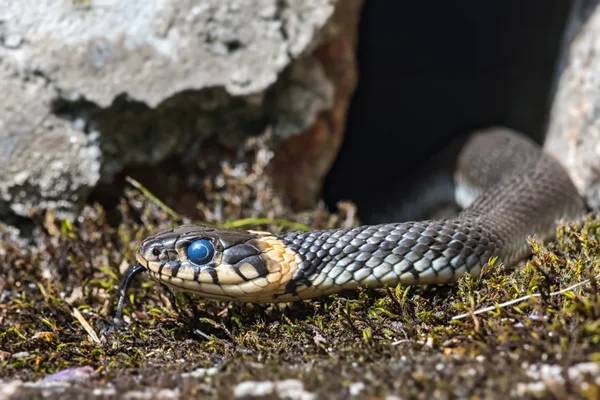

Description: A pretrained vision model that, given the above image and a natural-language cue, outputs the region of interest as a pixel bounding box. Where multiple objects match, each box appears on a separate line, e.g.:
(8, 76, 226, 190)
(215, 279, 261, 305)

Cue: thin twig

(452, 274, 600, 320)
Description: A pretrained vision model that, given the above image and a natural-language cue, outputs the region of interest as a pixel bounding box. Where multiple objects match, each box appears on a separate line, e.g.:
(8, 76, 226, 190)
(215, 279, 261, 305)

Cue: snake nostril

(152, 248, 161, 257)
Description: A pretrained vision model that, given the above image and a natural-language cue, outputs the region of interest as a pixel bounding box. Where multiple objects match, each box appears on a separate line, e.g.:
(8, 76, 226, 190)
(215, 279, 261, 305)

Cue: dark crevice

(324, 0, 578, 224)
(274, 0, 291, 58)
(225, 39, 243, 53)
(51, 88, 270, 218)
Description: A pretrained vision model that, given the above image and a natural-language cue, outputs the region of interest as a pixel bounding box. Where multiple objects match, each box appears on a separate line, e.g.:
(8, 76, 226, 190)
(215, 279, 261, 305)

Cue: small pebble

(181, 367, 219, 378)
(348, 382, 365, 396)
(39, 366, 95, 384)
(233, 379, 315, 400)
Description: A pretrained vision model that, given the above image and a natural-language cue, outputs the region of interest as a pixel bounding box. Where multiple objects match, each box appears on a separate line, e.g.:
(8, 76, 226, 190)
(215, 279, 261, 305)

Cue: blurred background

(1, 0, 598, 227)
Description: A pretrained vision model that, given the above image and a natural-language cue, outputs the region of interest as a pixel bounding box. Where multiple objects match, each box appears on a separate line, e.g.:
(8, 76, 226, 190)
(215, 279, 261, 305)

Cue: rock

(0, 0, 362, 219)
(546, 1, 600, 211)
(233, 379, 315, 399)
(270, 0, 362, 209)
(38, 366, 95, 384)
(0, 379, 22, 399)
(0, 61, 101, 219)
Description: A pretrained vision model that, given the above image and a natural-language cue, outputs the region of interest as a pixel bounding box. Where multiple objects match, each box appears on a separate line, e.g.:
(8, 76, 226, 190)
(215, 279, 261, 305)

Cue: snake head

(133, 224, 287, 301)
(136, 225, 225, 274)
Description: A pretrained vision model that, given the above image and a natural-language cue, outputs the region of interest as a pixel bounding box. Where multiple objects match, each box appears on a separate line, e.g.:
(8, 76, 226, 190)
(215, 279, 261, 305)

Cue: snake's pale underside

(116, 127, 585, 315)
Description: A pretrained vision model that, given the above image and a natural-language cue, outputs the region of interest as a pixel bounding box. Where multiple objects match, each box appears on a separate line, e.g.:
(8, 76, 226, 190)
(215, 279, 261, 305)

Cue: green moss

(1, 179, 600, 398)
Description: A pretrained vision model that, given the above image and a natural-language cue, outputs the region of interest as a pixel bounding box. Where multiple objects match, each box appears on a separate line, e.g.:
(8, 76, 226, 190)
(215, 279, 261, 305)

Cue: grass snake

(115, 128, 585, 317)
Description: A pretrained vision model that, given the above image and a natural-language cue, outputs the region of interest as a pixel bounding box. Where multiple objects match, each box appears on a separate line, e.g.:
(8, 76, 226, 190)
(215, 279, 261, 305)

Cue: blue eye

(187, 239, 215, 265)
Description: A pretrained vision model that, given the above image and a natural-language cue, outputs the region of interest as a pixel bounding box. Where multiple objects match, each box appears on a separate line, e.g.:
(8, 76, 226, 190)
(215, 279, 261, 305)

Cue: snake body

(117, 128, 585, 310)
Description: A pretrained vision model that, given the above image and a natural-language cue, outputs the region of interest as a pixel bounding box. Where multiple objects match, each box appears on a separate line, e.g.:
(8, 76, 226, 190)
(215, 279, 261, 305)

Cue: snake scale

(115, 128, 585, 316)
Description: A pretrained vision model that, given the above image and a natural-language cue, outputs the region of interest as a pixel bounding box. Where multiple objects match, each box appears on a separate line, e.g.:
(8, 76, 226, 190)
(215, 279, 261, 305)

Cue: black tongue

(114, 263, 147, 321)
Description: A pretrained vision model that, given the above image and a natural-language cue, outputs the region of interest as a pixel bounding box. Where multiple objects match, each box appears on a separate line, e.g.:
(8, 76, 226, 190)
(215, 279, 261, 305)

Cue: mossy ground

(1, 139, 600, 399)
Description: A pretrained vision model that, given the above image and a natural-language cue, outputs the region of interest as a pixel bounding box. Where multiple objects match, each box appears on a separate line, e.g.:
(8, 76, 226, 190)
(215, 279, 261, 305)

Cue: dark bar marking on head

(208, 268, 219, 285)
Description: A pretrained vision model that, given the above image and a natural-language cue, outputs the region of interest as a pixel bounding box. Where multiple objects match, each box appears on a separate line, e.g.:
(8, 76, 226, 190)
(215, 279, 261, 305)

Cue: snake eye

(152, 248, 161, 257)
(187, 239, 215, 265)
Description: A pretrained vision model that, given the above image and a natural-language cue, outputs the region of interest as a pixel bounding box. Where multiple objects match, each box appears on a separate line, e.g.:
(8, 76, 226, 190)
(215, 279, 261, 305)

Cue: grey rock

(0, 61, 101, 219)
(546, 1, 600, 210)
(1, 0, 333, 107)
(0, 0, 339, 219)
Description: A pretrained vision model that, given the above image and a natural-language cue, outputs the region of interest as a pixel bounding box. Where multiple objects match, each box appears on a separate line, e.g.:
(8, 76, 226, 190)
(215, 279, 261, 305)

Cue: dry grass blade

(452, 274, 600, 320)
(125, 176, 181, 220)
(72, 308, 101, 344)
